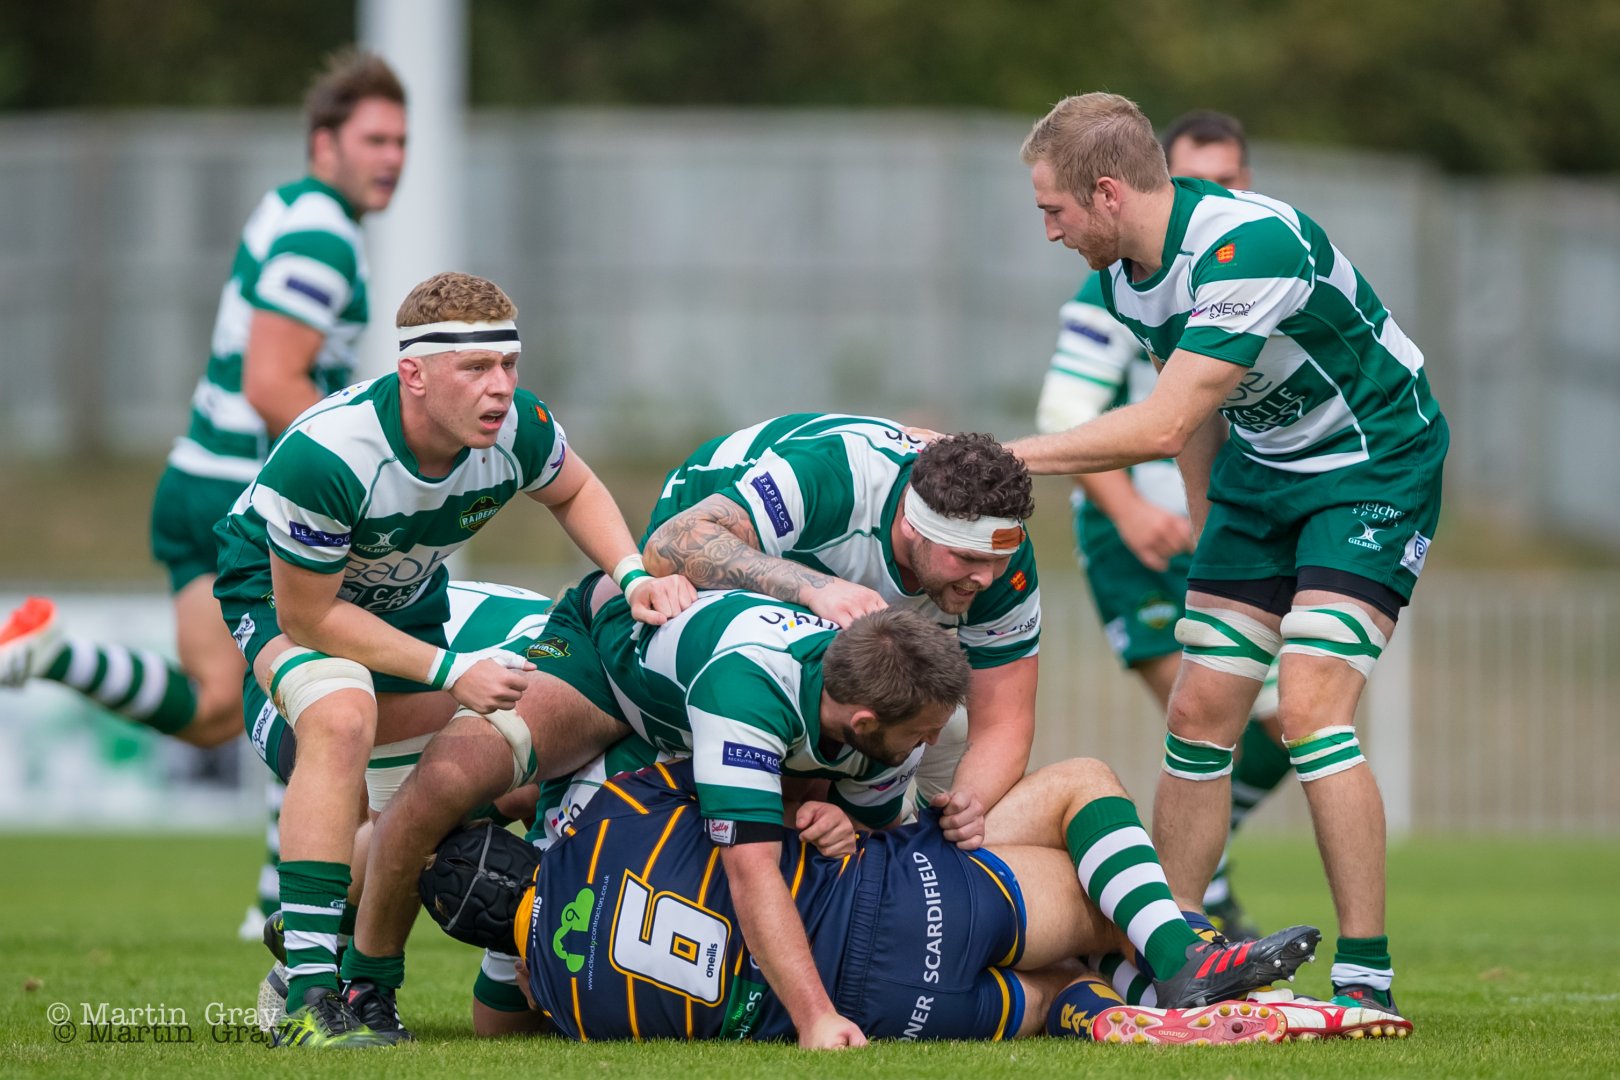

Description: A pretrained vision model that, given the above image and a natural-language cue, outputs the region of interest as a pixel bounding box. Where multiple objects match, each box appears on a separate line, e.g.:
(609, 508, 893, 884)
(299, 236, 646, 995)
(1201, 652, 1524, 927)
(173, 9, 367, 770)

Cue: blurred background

(0, 0, 1614, 833)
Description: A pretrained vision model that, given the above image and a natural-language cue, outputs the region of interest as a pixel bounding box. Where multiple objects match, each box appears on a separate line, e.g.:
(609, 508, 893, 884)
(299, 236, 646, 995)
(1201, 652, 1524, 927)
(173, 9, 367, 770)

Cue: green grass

(2, 833, 1618, 1078)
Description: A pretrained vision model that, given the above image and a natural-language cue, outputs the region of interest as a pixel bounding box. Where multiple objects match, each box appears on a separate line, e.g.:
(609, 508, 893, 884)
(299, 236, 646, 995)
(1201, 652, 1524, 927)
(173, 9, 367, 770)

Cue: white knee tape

(454, 707, 536, 794)
(365, 733, 434, 813)
(1279, 603, 1387, 678)
(268, 648, 374, 729)
(1174, 606, 1282, 681)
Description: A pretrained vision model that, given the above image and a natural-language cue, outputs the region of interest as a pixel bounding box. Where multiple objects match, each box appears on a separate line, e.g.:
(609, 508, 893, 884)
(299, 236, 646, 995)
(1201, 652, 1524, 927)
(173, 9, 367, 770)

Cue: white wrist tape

(432, 646, 532, 691)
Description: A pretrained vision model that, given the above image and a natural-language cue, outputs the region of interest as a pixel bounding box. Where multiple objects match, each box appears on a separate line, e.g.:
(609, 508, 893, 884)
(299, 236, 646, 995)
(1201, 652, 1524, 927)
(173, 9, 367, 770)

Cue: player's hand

(932, 789, 986, 851)
(795, 801, 857, 858)
(447, 649, 534, 713)
(627, 573, 697, 626)
(799, 1010, 867, 1049)
(1114, 500, 1194, 572)
(903, 425, 944, 444)
(801, 578, 887, 626)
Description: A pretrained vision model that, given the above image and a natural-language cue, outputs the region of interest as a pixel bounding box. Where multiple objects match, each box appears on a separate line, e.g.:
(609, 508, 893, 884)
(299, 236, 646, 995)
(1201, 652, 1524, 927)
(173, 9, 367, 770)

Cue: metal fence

(1, 109, 1618, 544)
(1, 573, 1614, 832)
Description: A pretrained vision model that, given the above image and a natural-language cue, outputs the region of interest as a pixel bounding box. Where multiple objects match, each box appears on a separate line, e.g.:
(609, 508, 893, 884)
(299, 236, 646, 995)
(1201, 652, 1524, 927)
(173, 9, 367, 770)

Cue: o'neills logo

(459, 496, 499, 532)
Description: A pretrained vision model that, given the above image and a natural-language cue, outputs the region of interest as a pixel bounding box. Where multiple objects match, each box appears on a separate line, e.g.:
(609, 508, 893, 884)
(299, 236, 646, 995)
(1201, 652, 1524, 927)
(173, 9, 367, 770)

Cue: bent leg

(172, 574, 247, 747)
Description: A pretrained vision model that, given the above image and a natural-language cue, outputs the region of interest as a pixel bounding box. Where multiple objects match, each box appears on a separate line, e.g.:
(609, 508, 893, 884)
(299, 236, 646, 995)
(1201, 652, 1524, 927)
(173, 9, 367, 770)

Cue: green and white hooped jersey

(214, 376, 567, 620)
(170, 177, 369, 483)
(1100, 179, 1443, 474)
(445, 579, 556, 655)
(604, 590, 921, 831)
(530, 737, 671, 850)
(1036, 271, 1188, 521)
(647, 413, 1041, 669)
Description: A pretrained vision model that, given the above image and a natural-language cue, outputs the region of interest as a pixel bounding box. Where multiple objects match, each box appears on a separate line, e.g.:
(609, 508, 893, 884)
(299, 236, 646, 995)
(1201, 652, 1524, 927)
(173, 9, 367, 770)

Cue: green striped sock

(280, 860, 350, 1003)
(1332, 935, 1394, 1001)
(44, 638, 197, 735)
(1090, 952, 1156, 1006)
(341, 945, 405, 991)
(1065, 796, 1202, 980)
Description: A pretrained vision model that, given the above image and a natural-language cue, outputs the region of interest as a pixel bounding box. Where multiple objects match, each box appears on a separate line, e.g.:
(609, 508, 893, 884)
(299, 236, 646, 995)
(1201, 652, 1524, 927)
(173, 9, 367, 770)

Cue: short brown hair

(304, 48, 405, 149)
(1021, 92, 1170, 199)
(821, 607, 970, 725)
(396, 272, 517, 326)
(1161, 110, 1249, 164)
(909, 433, 1034, 522)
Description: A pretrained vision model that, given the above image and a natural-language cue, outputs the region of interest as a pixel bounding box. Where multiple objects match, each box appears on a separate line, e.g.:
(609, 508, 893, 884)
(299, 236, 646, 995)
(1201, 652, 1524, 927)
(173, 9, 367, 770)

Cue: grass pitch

(1, 832, 1617, 1079)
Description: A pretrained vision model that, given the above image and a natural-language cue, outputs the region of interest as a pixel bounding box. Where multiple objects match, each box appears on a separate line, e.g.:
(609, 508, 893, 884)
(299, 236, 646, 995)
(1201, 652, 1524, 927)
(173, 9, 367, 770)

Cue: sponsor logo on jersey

(1215, 242, 1237, 264)
(984, 614, 1039, 638)
(1349, 523, 1384, 550)
(286, 276, 334, 307)
(525, 635, 573, 661)
(288, 521, 351, 548)
(1065, 320, 1111, 346)
(1401, 531, 1431, 575)
(1008, 570, 1028, 592)
(1137, 598, 1179, 630)
(749, 473, 794, 537)
(460, 496, 500, 532)
(722, 742, 782, 775)
(706, 818, 737, 846)
(353, 527, 405, 557)
(249, 699, 275, 756)
(551, 886, 595, 974)
(756, 609, 840, 633)
(1191, 300, 1255, 320)
(231, 613, 256, 653)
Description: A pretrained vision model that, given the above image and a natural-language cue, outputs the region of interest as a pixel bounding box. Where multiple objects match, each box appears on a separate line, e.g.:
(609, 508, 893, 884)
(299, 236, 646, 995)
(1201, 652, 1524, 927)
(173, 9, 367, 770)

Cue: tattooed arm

(643, 494, 887, 624)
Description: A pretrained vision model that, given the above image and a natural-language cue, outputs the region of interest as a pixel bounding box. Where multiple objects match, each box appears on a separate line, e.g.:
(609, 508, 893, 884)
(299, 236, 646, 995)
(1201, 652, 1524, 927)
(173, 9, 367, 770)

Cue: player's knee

(1278, 603, 1387, 679)
(269, 648, 375, 731)
(1043, 756, 1125, 799)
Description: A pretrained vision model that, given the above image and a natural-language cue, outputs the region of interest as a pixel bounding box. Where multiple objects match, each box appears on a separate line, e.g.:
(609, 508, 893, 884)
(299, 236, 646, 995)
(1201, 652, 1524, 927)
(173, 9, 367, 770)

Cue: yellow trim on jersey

(698, 847, 720, 904)
(643, 806, 686, 877)
(627, 975, 639, 1041)
(513, 882, 537, 963)
(587, 819, 610, 884)
(968, 854, 1021, 967)
(685, 997, 693, 1041)
(988, 967, 1012, 1041)
(790, 841, 808, 898)
(604, 779, 649, 815)
(654, 761, 677, 788)
(572, 977, 587, 1042)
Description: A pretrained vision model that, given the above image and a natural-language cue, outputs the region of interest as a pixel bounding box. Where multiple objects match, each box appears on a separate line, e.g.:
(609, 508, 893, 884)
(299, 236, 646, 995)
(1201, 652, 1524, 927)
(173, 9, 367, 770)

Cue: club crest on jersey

(1137, 598, 1179, 630)
(459, 496, 499, 532)
(1008, 570, 1028, 592)
(525, 636, 572, 661)
(1216, 242, 1236, 263)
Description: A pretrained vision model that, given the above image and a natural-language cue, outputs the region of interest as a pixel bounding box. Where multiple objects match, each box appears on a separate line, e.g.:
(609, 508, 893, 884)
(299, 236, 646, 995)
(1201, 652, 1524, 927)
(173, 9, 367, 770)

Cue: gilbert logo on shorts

(749, 473, 794, 538)
(459, 496, 499, 532)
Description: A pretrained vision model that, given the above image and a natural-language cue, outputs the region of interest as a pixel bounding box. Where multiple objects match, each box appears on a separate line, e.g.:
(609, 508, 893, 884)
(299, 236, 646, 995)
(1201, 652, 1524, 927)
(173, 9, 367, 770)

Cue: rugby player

(420, 758, 1363, 1045)
(1034, 110, 1291, 939)
(641, 419, 1041, 836)
(1014, 92, 1449, 1021)
(212, 270, 692, 1047)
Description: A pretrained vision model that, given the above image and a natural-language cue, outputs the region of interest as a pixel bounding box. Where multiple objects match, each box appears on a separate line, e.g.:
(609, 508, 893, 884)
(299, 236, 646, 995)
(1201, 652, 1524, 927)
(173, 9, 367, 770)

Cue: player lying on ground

(421, 758, 1400, 1045)
(212, 270, 692, 1048)
(642, 419, 1041, 827)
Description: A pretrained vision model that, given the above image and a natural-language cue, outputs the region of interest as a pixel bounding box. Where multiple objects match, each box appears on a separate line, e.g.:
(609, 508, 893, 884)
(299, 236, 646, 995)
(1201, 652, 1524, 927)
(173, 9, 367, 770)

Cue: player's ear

(397, 355, 429, 395)
(848, 707, 881, 739)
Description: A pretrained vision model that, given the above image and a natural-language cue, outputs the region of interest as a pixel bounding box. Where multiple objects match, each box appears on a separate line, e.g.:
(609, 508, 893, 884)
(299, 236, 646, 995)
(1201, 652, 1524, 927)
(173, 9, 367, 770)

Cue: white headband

(903, 488, 1025, 555)
(397, 319, 521, 359)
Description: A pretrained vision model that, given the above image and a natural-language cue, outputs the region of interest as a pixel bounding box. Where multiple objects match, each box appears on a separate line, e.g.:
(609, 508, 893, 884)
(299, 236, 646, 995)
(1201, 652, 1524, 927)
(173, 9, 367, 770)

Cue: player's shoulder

(1073, 270, 1107, 307)
(268, 177, 364, 247)
(1182, 181, 1310, 269)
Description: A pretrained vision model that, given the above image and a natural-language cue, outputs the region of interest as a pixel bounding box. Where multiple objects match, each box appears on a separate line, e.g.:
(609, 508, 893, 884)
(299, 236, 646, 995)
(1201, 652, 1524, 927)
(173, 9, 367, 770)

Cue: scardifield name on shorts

(44, 1000, 274, 1045)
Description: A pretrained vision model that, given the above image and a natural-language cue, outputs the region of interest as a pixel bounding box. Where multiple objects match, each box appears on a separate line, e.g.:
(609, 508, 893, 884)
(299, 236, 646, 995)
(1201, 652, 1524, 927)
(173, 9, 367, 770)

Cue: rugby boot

(1250, 987, 1412, 1039)
(1091, 1000, 1282, 1045)
(0, 596, 59, 687)
(271, 986, 389, 1048)
(1332, 984, 1411, 1027)
(1154, 924, 1320, 1008)
(256, 962, 289, 1034)
(262, 910, 287, 963)
(344, 980, 415, 1044)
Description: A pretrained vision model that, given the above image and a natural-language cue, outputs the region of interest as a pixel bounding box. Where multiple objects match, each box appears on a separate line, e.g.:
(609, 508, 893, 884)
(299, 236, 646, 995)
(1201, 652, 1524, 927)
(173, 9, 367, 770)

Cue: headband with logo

(904, 487, 1025, 555)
